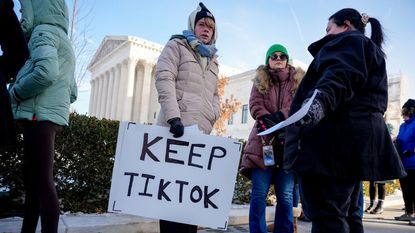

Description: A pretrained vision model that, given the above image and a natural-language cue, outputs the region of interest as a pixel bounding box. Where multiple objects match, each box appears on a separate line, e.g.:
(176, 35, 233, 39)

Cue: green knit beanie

(265, 44, 289, 64)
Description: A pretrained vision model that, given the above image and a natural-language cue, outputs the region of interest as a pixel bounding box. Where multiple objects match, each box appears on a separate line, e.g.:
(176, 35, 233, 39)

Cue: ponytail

(329, 8, 386, 57)
(367, 17, 385, 56)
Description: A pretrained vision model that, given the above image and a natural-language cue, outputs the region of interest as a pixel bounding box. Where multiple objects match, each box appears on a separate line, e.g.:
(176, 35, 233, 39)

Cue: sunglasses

(270, 54, 288, 61)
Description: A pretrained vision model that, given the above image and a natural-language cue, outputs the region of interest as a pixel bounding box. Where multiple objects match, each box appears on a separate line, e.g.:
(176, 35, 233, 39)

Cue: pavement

(0, 193, 413, 233)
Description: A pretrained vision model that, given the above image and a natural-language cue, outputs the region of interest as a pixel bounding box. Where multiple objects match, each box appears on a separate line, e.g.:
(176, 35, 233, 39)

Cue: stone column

(139, 62, 154, 123)
(116, 60, 128, 120)
(97, 75, 104, 118)
(122, 59, 137, 121)
(99, 75, 107, 118)
(148, 67, 159, 124)
(131, 62, 143, 122)
(89, 79, 96, 115)
(100, 72, 109, 118)
(111, 64, 121, 120)
(93, 77, 100, 117)
(102, 71, 110, 118)
(107, 68, 115, 119)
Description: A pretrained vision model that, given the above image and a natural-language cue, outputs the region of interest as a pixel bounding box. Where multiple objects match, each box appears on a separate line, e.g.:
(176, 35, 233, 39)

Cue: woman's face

(401, 107, 413, 120)
(268, 52, 288, 69)
(325, 19, 348, 35)
(194, 18, 214, 44)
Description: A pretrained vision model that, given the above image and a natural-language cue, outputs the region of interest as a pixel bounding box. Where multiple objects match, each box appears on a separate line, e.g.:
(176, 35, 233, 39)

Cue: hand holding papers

(257, 89, 320, 136)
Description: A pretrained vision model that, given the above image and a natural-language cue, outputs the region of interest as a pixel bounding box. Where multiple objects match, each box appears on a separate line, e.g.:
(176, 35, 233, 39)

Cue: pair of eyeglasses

(270, 54, 288, 61)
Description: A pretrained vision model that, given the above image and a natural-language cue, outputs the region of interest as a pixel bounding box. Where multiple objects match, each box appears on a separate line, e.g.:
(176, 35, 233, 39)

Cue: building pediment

(88, 36, 129, 70)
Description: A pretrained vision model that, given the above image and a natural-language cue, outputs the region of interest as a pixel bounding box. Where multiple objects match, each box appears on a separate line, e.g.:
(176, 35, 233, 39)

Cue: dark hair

(402, 107, 415, 119)
(402, 99, 415, 118)
(329, 8, 385, 57)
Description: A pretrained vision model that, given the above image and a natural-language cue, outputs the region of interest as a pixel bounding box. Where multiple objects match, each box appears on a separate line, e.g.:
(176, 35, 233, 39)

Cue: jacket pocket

(178, 92, 201, 113)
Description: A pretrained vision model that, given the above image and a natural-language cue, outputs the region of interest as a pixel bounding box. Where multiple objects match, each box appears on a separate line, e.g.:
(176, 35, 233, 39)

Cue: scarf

(268, 67, 290, 83)
(183, 30, 217, 58)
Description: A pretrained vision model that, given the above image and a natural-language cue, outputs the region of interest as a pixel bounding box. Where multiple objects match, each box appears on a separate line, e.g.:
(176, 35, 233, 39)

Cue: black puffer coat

(283, 31, 406, 181)
(0, 0, 29, 146)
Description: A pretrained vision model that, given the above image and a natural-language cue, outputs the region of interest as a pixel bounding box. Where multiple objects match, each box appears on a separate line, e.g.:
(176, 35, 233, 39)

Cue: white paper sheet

(257, 89, 320, 136)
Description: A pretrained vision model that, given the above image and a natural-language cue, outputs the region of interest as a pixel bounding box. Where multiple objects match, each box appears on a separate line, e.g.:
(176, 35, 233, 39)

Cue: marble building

(88, 36, 162, 123)
(384, 73, 409, 136)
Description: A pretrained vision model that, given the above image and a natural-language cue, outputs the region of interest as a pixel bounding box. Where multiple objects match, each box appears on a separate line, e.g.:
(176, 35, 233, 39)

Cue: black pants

(369, 181, 385, 201)
(298, 172, 363, 233)
(21, 121, 62, 233)
(400, 169, 415, 214)
(159, 220, 197, 233)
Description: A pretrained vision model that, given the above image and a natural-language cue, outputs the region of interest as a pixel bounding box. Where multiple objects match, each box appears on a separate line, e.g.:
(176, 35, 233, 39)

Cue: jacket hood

(187, 3, 217, 45)
(19, 0, 69, 38)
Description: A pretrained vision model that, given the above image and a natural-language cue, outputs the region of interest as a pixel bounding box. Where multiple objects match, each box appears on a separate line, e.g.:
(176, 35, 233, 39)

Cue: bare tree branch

(68, 0, 95, 89)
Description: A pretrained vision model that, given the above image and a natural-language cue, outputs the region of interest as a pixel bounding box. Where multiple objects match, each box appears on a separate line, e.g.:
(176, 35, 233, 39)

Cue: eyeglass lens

(270, 54, 287, 61)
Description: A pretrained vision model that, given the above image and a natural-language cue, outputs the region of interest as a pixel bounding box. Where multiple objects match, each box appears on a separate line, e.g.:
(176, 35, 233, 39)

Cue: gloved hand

(256, 111, 285, 132)
(270, 111, 285, 124)
(298, 97, 325, 127)
(167, 117, 184, 138)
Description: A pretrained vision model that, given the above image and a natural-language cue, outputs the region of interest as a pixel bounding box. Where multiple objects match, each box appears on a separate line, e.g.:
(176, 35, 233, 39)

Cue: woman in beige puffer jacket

(155, 3, 220, 137)
(155, 2, 220, 233)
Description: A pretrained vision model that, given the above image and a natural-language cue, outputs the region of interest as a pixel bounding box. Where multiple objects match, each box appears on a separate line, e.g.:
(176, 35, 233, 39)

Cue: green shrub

(54, 113, 119, 213)
(0, 113, 119, 214)
(0, 131, 25, 217)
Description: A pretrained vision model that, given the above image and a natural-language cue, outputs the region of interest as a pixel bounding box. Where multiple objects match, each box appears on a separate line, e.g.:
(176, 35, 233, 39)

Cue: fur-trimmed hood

(253, 64, 305, 96)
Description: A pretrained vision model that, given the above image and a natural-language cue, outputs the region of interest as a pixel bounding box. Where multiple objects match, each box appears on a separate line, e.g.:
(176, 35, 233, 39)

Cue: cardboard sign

(108, 122, 242, 230)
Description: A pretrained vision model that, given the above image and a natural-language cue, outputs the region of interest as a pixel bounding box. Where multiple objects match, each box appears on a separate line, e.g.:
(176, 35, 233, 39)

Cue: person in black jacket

(0, 0, 29, 147)
(283, 8, 406, 233)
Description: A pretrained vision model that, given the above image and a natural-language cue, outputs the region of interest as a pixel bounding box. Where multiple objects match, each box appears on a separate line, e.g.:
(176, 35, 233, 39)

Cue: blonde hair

(201, 17, 215, 30)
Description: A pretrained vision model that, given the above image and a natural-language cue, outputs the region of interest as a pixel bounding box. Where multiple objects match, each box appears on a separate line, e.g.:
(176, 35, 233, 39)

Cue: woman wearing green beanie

(240, 43, 304, 233)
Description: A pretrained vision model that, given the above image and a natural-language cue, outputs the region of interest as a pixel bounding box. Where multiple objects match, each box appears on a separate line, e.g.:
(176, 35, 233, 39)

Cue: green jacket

(9, 0, 76, 126)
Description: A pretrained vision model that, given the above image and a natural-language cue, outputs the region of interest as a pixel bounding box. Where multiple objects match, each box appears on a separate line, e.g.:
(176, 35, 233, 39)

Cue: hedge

(0, 113, 119, 216)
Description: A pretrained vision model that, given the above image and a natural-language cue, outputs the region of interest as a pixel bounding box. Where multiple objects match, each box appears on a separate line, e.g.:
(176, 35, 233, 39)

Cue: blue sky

(13, 0, 415, 114)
